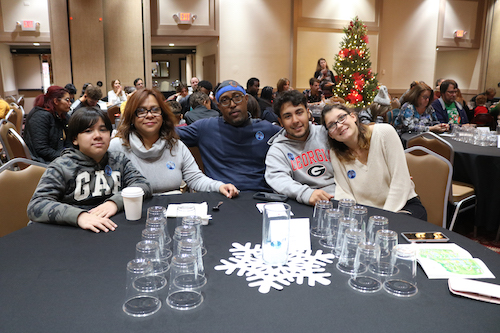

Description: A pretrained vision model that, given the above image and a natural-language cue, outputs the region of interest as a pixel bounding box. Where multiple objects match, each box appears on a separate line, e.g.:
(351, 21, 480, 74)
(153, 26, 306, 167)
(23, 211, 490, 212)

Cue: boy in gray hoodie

(27, 107, 152, 233)
(265, 90, 335, 205)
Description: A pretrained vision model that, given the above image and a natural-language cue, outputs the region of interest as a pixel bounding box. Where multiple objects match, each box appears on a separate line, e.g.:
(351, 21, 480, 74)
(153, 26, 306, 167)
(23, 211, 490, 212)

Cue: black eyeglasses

(135, 107, 162, 118)
(219, 94, 244, 107)
(326, 113, 348, 132)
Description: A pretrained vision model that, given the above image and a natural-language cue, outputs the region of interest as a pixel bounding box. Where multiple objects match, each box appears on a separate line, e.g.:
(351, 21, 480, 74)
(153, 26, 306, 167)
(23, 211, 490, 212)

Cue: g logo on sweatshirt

(307, 165, 326, 177)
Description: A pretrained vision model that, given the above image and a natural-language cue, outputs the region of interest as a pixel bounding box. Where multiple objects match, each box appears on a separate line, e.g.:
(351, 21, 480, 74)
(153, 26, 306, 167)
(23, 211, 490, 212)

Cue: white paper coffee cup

(121, 187, 145, 220)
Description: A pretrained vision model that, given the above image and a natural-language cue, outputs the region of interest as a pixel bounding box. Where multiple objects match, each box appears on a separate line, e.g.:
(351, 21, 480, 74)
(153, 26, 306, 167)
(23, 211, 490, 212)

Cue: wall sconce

(16, 20, 40, 31)
(454, 30, 467, 38)
(172, 13, 197, 25)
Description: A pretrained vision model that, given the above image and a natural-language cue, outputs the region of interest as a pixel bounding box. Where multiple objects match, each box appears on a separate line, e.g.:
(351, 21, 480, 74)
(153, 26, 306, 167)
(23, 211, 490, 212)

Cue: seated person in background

(167, 100, 185, 126)
(399, 81, 418, 105)
(24, 86, 72, 164)
(119, 86, 137, 114)
(27, 107, 152, 233)
(394, 82, 448, 134)
(433, 78, 445, 102)
(321, 104, 427, 220)
(303, 78, 324, 104)
(431, 79, 469, 125)
(184, 92, 220, 125)
(470, 88, 497, 108)
(359, 85, 392, 124)
(258, 86, 279, 123)
(188, 77, 199, 94)
(109, 88, 238, 197)
(0, 97, 10, 119)
(70, 86, 103, 115)
(64, 83, 77, 103)
(275, 78, 292, 98)
(247, 95, 262, 119)
(177, 80, 281, 192)
(134, 78, 144, 90)
(246, 77, 260, 98)
(180, 80, 219, 114)
(167, 83, 189, 102)
(473, 94, 489, 117)
(265, 90, 335, 205)
(107, 79, 127, 106)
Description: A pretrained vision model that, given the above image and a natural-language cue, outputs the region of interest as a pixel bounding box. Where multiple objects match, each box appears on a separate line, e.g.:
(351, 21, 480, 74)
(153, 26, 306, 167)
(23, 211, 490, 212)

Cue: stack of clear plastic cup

(366, 216, 389, 243)
(123, 258, 162, 317)
(311, 200, 333, 237)
(176, 204, 196, 228)
(337, 228, 365, 274)
(349, 241, 382, 293)
(173, 225, 197, 256)
(166, 254, 204, 310)
(182, 216, 207, 256)
(177, 238, 207, 288)
(319, 208, 343, 249)
(334, 216, 358, 258)
(383, 245, 418, 297)
(135, 240, 168, 292)
(142, 228, 171, 272)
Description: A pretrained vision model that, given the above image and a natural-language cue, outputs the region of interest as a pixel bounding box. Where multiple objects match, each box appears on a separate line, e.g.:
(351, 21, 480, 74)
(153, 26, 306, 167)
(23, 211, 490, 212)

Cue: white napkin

(166, 202, 209, 218)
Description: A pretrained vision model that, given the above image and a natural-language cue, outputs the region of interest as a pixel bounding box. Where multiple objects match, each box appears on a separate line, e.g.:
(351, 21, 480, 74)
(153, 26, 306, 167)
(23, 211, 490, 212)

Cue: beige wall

(195, 38, 218, 82)
(1, 0, 49, 33)
(0, 43, 16, 95)
(485, 0, 499, 92)
(378, 0, 440, 91)
(219, 0, 292, 88)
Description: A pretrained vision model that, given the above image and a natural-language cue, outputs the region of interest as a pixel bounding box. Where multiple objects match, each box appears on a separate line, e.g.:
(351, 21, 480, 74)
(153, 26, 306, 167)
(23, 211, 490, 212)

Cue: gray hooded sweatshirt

(265, 124, 335, 204)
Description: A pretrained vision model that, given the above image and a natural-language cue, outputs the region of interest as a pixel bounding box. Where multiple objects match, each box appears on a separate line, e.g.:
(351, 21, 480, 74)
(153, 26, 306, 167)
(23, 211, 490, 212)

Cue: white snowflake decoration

(214, 242, 335, 293)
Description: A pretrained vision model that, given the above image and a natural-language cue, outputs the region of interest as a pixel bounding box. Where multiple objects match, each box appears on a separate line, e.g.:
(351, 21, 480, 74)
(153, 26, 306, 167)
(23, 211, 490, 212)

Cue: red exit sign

(178, 12, 192, 24)
(22, 20, 36, 31)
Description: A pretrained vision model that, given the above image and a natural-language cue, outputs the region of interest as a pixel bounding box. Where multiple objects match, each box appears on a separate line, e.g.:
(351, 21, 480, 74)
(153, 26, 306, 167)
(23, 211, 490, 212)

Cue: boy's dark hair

(64, 83, 77, 95)
(190, 92, 210, 108)
(68, 107, 112, 147)
(309, 78, 320, 86)
(85, 86, 103, 100)
(273, 90, 307, 118)
(167, 100, 182, 114)
(247, 77, 259, 90)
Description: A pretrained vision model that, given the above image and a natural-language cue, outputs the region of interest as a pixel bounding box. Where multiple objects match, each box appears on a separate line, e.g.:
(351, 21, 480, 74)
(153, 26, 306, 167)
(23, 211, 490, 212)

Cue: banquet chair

(107, 105, 120, 125)
(0, 120, 33, 169)
(407, 132, 476, 231)
(471, 113, 495, 130)
(188, 146, 205, 174)
(5, 104, 24, 135)
(405, 146, 452, 228)
(0, 158, 46, 237)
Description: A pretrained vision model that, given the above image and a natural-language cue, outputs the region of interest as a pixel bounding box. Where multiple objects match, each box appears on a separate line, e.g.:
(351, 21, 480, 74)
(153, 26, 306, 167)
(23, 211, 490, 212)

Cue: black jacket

(23, 106, 71, 163)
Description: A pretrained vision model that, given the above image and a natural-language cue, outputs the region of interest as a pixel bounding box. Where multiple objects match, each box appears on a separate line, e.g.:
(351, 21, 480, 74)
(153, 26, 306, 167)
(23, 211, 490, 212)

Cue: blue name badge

(347, 170, 356, 179)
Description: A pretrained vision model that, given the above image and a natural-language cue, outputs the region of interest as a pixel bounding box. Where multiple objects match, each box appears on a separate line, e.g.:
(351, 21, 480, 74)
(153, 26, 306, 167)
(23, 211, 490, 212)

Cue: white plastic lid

(121, 187, 145, 198)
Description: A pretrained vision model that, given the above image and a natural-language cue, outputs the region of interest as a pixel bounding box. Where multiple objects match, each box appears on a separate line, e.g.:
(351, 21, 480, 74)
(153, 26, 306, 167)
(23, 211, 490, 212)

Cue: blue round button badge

(255, 131, 264, 141)
(347, 170, 356, 179)
(287, 153, 295, 160)
(166, 161, 176, 170)
(104, 165, 112, 176)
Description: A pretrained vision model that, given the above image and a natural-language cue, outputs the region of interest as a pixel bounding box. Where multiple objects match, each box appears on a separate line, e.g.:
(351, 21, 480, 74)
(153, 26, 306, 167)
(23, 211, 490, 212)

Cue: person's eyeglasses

(446, 90, 458, 95)
(326, 113, 348, 132)
(219, 94, 244, 107)
(135, 107, 162, 118)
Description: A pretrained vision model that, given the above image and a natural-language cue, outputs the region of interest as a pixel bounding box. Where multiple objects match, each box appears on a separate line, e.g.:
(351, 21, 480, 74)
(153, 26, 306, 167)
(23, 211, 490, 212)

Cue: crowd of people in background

(1, 61, 499, 233)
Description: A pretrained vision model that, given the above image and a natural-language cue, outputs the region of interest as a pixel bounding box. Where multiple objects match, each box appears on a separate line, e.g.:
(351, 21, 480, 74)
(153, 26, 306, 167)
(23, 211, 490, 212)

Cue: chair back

(407, 131, 454, 165)
(0, 158, 47, 237)
(5, 104, 24, 134)
(471, 113, 495, 130)
(0, 120, 33, 168)
(405, 146, 452, 228)
(107, 105, 120, 125)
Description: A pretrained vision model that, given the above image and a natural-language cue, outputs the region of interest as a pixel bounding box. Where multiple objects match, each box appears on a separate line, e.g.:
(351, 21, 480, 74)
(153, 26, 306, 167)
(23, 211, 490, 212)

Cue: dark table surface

(401, 132, 500, 231)
(1, 192, 499, 333)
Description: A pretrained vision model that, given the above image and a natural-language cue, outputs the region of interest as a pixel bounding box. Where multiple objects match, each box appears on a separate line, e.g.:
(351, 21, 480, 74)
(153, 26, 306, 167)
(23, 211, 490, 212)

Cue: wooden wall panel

(68, 0, 106, 96)
(47, 0, 72, 86)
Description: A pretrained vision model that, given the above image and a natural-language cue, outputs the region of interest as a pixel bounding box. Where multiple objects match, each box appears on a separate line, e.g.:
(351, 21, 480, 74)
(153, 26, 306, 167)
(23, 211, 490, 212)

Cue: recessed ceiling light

(169, 43, 175, 47)
(33, 42, 40, 46)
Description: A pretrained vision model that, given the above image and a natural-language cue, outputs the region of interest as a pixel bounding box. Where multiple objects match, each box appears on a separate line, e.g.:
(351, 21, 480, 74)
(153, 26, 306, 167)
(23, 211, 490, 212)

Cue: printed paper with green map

(399, 244, 495, 279)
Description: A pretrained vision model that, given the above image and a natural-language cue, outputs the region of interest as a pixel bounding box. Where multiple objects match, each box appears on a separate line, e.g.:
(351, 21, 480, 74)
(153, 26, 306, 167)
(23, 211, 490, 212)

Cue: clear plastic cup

(334, 216, 358, 258)
(262, 203, 291, 266)
(371, 229, 398, 276)
(311, 200, 333, 237)
(349, 241, 382, 293)
(319, 208, 343, 249)
(337, 228, 365, 274)
(182, 216, 206, 256)
(383, 245, 418, 297)
(166, 254, 204, 310)
(338, 198, 356, 217)
(123, 258, 161, 317)
(367, 216, 389, 243)
(350, 205, 368, 232)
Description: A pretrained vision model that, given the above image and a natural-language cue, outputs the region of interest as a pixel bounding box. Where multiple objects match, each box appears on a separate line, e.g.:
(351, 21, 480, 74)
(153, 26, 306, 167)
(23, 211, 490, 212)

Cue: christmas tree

(333, 16, 379, 107)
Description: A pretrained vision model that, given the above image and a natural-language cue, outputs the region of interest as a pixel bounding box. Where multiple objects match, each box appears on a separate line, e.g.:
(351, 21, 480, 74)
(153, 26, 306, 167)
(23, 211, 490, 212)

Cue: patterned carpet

(467, 233, 500, 255)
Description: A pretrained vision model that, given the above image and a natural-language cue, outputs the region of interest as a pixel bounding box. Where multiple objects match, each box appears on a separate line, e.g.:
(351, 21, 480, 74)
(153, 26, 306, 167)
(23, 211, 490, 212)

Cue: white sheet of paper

(256, 203, 294, 216)
(166, 202, 208, 217)
(288, 218, 311, 252)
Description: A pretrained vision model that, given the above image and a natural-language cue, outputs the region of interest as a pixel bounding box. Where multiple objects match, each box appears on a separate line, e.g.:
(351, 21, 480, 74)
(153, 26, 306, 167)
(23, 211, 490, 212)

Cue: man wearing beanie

(177, 80, 281, 192)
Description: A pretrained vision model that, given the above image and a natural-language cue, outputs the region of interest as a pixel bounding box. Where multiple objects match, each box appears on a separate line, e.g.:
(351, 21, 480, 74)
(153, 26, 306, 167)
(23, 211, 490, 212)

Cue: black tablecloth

(402, 133, 500, 231)
(1, 192, 499, 332)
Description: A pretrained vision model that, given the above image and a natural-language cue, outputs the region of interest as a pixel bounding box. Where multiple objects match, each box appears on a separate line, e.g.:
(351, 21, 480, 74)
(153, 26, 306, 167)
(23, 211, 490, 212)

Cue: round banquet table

(401, 132, 500, 232)
(0, 192, 499, 333)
